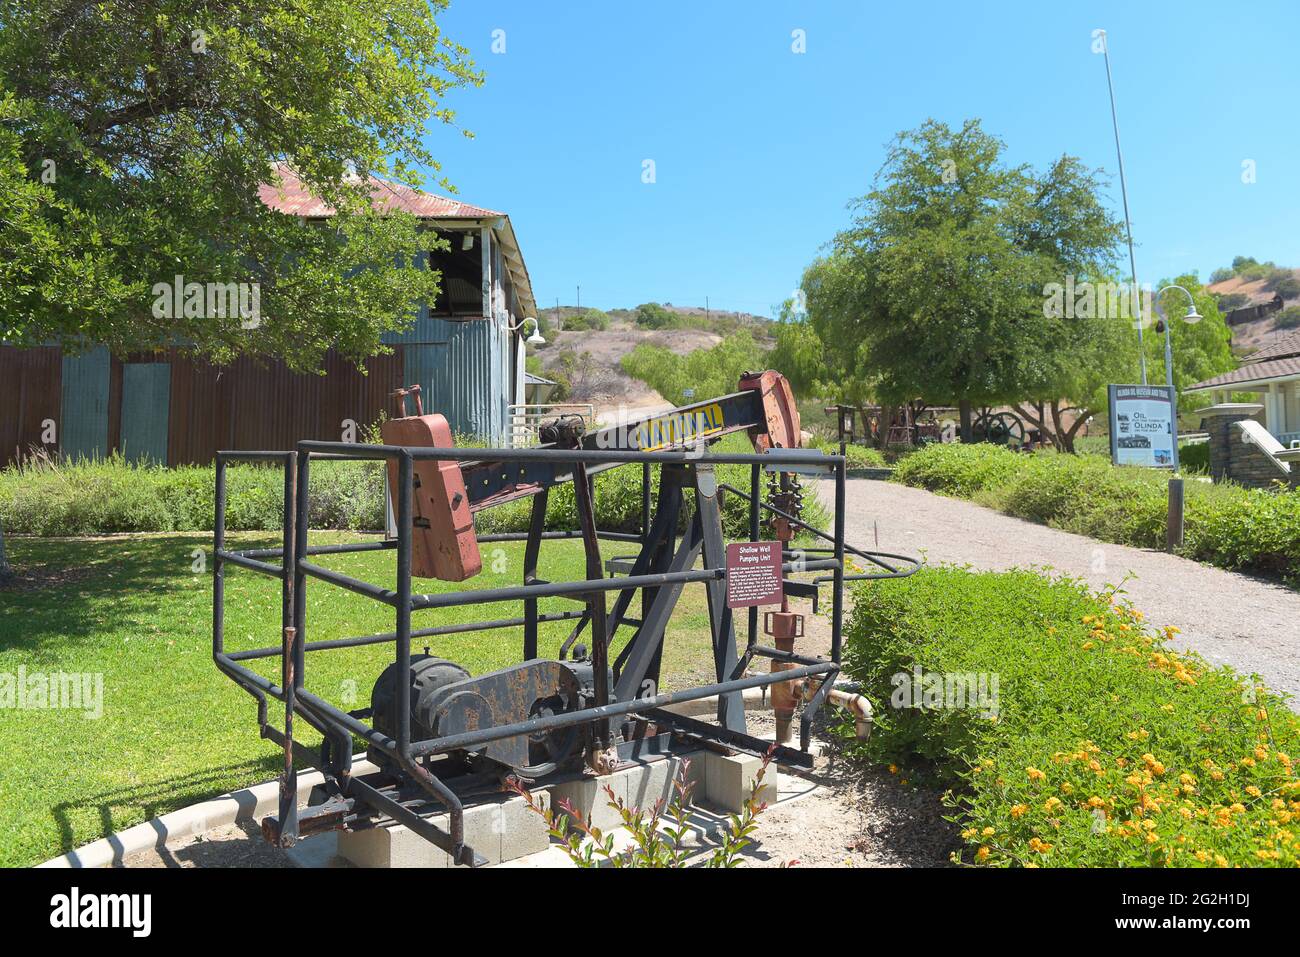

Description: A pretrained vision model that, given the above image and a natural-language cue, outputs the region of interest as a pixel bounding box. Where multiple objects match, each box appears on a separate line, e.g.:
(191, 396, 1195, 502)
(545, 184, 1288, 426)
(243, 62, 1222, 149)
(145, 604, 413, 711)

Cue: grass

(0, 531, 733, 867)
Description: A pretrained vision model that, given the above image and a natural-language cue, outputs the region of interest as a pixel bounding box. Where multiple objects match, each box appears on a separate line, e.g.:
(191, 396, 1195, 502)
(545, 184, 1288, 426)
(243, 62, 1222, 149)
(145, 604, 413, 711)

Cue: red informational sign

(725, 541, 784, 608)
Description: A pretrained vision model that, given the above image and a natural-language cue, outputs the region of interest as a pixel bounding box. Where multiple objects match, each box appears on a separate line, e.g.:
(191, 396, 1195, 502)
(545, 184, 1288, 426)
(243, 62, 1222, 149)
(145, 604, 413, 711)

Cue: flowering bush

(843, 566, 1300, 867)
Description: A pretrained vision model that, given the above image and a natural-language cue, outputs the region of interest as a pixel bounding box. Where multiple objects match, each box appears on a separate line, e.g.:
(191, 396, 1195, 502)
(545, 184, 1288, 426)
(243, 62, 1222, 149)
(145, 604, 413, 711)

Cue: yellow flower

(981, 826, 995, 837)
(1044, 797, 1063, 813)
(975, 846, 990, 861)
(1026, 767, 1046, 782)
(1254, 746, 1270, 761)
(1010, 804, 1029, 818)
(888, 764, 898, 774)
(1088, 796, 1106, 808)
(1246, 786, 1262, 798)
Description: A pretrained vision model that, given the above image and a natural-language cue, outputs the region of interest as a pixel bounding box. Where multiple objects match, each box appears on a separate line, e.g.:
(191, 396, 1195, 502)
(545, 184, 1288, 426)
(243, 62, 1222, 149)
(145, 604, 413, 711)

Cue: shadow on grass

(50, 754, 285, 866)
(0, 533, 279, 656)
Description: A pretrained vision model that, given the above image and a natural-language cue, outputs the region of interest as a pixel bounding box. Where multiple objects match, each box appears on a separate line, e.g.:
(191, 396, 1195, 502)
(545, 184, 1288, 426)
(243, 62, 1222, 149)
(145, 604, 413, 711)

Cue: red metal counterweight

(381, 385, 482, 581)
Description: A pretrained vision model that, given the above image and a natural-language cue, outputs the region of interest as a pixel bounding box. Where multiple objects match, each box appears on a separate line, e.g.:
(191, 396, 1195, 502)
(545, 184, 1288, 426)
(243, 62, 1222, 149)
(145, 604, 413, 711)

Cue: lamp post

(1152, 284, 1202, 479)
(1153, 284, 1202, 389)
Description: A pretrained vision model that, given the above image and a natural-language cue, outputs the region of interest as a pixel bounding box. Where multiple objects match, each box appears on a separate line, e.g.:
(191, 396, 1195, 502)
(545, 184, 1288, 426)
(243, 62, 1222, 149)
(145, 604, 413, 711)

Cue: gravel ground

(823, 478, 1300, 703)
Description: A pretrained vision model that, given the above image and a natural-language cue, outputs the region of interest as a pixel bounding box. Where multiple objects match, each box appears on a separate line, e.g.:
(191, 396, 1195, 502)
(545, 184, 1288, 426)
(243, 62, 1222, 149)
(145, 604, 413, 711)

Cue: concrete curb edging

(38, 755, 379, 869)
(38, 686, 803, 867)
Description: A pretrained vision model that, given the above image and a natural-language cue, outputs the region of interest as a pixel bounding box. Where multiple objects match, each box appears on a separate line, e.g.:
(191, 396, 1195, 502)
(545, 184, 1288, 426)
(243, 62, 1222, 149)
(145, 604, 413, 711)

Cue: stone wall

(1199, 403, 1298, 489)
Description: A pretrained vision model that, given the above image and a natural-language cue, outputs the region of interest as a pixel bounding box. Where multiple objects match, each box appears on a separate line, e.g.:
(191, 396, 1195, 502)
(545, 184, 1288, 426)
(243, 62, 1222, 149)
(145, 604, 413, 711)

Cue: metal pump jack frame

(213, 371, 920, 866)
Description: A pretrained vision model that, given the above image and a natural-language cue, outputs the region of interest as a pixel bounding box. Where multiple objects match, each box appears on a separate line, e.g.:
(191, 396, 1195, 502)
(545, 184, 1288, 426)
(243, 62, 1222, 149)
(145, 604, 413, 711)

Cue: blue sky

(426, 0, 1300, 317)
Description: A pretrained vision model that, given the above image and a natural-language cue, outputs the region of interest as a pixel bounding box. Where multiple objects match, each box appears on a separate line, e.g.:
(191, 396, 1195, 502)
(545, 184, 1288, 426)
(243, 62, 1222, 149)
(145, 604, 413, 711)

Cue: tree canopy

(0, 0, 481, 369)
(772, 118, 1237, 447)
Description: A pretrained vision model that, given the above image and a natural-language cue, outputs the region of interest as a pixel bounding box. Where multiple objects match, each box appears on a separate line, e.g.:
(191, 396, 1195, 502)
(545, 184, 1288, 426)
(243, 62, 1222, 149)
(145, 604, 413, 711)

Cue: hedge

(892, 443, 1300, 583)
(0, 434, 828, 539)
(843, 566, 1300, 866)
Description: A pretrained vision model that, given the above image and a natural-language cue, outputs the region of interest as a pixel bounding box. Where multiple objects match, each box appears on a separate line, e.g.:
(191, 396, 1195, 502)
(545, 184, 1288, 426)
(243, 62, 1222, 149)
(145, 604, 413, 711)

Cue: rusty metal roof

(258, 164, 536, 320)
(258, 164, 503, 220)
(1187, 355, 1300, 391)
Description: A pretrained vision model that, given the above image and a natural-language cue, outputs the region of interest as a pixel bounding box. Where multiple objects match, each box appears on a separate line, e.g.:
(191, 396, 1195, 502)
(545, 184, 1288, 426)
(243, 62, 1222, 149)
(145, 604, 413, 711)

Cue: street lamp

(1152, 284, 1202, 476)
(1154, 284, 1200, 389)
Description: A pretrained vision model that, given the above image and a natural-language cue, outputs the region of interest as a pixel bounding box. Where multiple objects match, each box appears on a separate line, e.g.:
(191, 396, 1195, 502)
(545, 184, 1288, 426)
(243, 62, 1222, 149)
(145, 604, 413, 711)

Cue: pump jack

(213, 371, 919, 866)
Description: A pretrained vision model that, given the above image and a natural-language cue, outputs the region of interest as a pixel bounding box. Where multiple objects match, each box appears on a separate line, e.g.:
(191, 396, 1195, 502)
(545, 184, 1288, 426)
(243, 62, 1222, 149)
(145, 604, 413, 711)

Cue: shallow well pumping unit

(212, 370, 919, 866)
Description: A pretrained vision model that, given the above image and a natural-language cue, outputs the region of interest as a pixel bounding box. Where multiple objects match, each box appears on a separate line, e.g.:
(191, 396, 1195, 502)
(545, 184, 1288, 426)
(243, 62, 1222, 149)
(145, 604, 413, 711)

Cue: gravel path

(822, 478, 1300, 702)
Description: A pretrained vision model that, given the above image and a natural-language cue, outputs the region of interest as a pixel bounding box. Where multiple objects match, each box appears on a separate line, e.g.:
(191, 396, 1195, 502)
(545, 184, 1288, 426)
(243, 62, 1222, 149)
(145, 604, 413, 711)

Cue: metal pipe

(827, 687, 872, 740)
(297, 438, 839, 467)
(411, 557, 839, 610)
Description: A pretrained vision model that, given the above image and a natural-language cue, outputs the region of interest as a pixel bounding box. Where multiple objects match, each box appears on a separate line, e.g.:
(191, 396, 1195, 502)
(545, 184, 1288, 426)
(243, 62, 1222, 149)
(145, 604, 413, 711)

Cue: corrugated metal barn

(0, 168, 538, 467)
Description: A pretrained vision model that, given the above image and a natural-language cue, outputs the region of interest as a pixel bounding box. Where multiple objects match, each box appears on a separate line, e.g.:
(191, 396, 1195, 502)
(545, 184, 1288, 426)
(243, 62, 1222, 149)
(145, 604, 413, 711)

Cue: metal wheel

(973, 410, 1027, 447)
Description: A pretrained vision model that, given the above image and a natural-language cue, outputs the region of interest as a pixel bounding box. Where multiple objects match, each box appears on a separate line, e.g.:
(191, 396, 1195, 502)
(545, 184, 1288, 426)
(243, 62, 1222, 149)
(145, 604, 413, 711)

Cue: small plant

(509, 749, 775, 868)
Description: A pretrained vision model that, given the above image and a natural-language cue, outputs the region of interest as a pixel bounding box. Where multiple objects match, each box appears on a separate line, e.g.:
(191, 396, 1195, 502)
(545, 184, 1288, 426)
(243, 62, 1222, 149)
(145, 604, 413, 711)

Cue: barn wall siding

(1, 329, 505, 467)
(388, 317, 508, 442)
(165, 349, 404, 465)
(60, 348, 110, 461)
(0, 345, 61, 464)
(120, 362, 172, 463)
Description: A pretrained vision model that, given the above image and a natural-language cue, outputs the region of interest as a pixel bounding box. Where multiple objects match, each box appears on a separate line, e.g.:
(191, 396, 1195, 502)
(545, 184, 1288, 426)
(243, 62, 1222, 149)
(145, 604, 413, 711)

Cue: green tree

(633, 302, 678, 330)
(813, 118, 1127, 443)
(1144, 276, 1236, 413)
(621, 331, 766, 406)
(0, 0, 480, 369)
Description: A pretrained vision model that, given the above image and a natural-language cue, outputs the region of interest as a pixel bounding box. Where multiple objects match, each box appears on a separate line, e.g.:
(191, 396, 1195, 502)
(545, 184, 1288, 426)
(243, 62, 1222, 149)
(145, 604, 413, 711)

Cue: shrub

(0, 434, 829, 540)
(893, 443, 1300, 583)
(1179, 441, 1210, 474)
(891, 442, 1022, 497)
(810, 439, 886, 470)
(620, 331, 767, 407)
(564, 309, 609, 332)
(842, 565, 1300, 866)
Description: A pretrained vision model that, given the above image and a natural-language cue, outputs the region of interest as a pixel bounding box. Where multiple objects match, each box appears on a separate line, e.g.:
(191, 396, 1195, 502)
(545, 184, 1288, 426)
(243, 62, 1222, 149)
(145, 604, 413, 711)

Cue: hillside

(1206, 261, 1300, 357)
(532, 304, 775, 421)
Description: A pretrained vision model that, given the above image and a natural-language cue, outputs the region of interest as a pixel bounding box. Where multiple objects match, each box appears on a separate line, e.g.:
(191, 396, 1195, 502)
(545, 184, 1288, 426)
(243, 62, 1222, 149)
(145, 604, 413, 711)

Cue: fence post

(1166, 477, 1184, 552)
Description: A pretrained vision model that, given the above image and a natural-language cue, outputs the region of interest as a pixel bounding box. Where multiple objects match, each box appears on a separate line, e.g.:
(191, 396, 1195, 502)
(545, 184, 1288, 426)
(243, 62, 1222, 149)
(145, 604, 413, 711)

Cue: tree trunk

(958, 399, 973, 443)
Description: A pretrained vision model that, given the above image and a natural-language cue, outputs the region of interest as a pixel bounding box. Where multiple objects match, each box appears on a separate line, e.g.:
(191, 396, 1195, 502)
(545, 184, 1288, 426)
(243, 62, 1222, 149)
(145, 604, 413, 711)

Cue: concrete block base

(327, 747, 778, 868)
(335, 788, 551, 868)
(696, 750, 777, 813)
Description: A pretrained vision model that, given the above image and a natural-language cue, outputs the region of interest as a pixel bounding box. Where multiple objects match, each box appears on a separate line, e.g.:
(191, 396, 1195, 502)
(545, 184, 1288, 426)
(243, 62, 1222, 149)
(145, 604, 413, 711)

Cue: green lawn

(0, 531, 725, 867)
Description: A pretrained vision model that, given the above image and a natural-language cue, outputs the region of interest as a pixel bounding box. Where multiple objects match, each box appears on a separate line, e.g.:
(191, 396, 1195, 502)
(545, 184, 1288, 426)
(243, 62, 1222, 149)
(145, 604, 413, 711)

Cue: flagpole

(1099, 28, 1148, 385)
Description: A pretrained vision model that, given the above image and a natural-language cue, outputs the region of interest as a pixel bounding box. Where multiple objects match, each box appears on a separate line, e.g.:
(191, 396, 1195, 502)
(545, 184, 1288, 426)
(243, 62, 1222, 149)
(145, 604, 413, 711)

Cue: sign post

(1108, 384, 1179, 471)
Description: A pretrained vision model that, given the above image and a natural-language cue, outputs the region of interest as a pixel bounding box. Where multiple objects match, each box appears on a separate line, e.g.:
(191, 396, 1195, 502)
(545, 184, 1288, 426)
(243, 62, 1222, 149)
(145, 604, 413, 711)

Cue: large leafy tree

(810, 118, 1128, 442)
(0, 0, 481, 367)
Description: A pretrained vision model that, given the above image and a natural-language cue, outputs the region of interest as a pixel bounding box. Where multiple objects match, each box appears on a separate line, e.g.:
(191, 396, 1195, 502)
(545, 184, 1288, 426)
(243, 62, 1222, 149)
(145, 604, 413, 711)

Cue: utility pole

(576, 285, 581, 311)
(1098, 28, 1148, 384)
(706, 295, 710, 323)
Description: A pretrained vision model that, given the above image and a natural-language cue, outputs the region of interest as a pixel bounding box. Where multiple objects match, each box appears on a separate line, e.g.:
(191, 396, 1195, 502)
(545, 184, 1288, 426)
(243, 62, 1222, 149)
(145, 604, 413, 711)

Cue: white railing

(508, 403, 595, 447)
